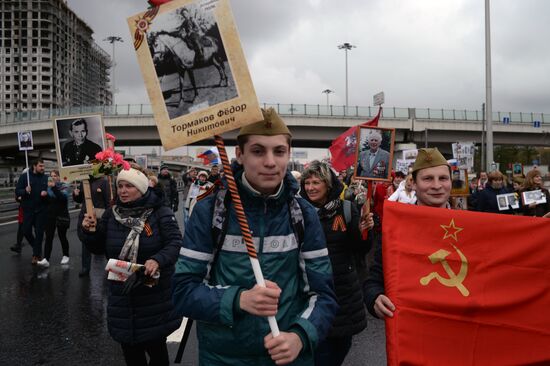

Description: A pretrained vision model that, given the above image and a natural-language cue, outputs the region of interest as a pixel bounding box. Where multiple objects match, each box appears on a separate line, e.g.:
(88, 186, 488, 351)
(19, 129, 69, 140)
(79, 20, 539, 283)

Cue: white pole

(485, 0, 494, 171)
(24, 150, 30, 188)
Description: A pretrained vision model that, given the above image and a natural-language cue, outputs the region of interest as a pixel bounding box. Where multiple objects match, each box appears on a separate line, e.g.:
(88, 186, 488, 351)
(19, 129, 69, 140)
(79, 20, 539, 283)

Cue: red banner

(383, 201, 550, 365)
(329, 108, 381, 171)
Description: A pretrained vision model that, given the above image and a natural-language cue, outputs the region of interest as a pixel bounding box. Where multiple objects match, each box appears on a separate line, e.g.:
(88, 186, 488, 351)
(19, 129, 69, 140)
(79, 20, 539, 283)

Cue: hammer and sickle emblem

(419, 244, 469, 297)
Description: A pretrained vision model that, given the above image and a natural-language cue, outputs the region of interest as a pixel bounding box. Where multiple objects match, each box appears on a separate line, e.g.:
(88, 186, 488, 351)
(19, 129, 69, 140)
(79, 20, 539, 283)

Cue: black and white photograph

(497, 193, 520, 211)
(451, 196, 468, 210)
(147, 2, 238, 119)
(54, 115, 105, 168)
(135, 155, 148, 169)
(17, 130, 33, 151)
(522, 189, 547, 206)
(354, 127, 395, 181)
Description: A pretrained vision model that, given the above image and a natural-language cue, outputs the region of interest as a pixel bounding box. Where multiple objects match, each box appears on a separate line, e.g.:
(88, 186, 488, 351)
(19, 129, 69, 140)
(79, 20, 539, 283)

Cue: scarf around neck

(112, 204, 153, 263)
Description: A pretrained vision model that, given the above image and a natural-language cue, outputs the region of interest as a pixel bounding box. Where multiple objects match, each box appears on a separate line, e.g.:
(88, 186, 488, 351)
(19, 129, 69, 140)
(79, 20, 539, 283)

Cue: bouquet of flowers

(90, 148, 130, 178)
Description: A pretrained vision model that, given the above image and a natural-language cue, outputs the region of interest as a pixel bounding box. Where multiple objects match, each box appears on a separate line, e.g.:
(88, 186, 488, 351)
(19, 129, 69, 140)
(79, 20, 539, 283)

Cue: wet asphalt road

(0, 212, 386, 366)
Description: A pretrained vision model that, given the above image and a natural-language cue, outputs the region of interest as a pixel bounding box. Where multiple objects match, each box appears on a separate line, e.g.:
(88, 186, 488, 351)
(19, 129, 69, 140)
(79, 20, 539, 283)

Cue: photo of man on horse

(146, 3, 238, 119)
(177, 8, 205, 63)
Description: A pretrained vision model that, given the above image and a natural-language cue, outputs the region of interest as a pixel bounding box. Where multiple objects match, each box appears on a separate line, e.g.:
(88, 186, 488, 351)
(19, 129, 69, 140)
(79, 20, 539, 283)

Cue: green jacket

(172, 166, 338, 365)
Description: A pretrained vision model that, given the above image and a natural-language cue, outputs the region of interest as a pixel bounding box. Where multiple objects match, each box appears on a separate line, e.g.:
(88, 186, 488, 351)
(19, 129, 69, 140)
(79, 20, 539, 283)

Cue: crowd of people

(8, 108, 550, 365)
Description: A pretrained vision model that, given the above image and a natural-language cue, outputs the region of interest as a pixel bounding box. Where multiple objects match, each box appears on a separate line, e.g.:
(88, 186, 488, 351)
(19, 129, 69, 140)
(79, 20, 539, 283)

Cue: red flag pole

(214, 135, 280, 337)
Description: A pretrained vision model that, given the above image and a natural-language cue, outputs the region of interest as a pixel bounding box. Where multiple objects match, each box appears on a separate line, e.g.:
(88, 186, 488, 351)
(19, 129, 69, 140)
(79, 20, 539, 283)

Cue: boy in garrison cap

(363, 148, 452, 319)
(172, 108, 338, 365)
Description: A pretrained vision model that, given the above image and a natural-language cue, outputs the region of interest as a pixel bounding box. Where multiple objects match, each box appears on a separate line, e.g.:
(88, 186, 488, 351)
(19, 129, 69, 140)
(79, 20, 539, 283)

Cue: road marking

(167, 317, 188, 343)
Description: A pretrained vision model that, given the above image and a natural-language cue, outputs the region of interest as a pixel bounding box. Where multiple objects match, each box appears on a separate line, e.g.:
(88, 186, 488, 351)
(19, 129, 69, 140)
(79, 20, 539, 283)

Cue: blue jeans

(22, 210, 47, 257)
(314, 336, 353, 366)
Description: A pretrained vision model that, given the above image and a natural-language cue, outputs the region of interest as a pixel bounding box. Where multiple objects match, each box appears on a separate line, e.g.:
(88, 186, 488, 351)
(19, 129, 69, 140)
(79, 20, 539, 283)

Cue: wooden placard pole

(106, 137, 115, 204)
(361, 181, 373, 240)
(82, 179, 96, 232)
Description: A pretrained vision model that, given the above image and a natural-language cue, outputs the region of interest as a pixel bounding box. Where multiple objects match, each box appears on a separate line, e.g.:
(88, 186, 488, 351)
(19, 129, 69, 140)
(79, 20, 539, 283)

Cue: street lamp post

(337, 42, 356, 109)
(321, 89, 334, 107)
(104, 36, 124, 106)
(484, 0, 494, 171)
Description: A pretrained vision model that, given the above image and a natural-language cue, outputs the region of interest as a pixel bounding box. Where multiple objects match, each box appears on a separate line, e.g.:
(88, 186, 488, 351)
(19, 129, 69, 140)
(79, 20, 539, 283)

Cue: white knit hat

(117, 168, 149, 194)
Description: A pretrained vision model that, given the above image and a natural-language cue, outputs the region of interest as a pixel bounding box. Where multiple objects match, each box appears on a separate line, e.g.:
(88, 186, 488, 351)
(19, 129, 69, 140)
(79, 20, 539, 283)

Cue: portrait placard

(512, 163, 523, 177)
(53, 115, 106, 181)
(522, 190, 546, 206)
(18, 130, 34, 151)
(135, 155, 148, 168)
(450, 168, 469, 196)
(451, 196, 468, 210)
(497, 193, 520, 211)
(353, 126, 395, 182)
(128, 0, 263, 150)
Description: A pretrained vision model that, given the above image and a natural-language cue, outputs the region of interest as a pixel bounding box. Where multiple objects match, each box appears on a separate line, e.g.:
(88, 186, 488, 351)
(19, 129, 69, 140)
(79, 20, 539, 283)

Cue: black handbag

(56, 216, 70, 228)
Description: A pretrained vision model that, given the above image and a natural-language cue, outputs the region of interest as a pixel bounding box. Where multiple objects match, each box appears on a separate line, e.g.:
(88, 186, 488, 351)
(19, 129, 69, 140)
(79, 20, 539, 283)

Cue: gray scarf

(112, 205, 154, 263)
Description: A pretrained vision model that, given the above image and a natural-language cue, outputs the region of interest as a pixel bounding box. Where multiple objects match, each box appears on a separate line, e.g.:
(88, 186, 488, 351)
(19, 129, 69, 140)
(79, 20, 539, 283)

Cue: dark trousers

(22, 210, 47, 257)
(120, 338, 169, 366)
(16, 222, 25, 246)
(315, 336, 353, 366)
(81, 243, 91, 271)
(43, 218, 69, 260)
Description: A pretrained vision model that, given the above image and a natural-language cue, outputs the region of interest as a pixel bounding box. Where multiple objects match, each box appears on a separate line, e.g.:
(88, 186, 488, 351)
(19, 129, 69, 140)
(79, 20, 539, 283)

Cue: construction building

(0, 0, 112, 114)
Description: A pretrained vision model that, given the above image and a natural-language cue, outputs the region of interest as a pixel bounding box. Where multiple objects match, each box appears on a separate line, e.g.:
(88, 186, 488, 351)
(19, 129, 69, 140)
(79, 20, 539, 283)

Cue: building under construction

(0, 0, 112, 114)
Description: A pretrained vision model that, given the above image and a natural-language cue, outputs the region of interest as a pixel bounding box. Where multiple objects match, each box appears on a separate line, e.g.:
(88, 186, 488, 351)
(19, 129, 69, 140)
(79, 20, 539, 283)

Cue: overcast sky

(67, 0, 550, 115)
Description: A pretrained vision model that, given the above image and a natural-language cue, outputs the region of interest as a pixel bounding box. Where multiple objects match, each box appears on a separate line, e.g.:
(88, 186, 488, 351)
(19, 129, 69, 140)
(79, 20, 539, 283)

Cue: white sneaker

(60, 256, 70, 265)
(37, 258, 50, 268)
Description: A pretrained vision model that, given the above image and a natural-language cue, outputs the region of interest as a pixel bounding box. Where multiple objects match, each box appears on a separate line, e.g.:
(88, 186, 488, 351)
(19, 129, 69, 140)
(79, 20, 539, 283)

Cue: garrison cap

(412, 148, 449, 173)
(237, 108, 291, 138)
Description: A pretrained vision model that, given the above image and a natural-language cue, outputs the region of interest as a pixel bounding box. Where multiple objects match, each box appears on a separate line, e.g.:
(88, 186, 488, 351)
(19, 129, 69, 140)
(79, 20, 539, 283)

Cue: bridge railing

(1, 103, 548, 125)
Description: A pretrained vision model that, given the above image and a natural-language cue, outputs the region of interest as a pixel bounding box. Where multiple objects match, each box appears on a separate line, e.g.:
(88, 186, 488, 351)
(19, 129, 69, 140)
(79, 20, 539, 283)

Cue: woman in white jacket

(388, 174, 416, 204)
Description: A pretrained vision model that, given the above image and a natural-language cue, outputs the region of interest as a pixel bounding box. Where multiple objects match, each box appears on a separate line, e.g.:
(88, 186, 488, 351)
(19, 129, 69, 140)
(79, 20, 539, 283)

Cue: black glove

(121, 267, 146, 295)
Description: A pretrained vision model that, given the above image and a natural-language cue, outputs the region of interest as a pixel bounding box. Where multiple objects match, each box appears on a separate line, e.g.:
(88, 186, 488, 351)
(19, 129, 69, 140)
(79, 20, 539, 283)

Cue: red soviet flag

(382, 201, 550, 366)
(329, 107, 381, 171)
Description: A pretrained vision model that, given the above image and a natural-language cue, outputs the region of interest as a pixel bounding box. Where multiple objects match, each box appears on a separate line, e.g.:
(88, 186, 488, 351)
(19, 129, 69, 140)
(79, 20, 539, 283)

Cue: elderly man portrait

(61, 119, 102, 166)
(357, 129, 391, 179)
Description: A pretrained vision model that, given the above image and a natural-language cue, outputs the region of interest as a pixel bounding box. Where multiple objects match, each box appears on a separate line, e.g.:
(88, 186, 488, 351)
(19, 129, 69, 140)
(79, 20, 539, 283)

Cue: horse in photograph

(150, 31, 228, 105)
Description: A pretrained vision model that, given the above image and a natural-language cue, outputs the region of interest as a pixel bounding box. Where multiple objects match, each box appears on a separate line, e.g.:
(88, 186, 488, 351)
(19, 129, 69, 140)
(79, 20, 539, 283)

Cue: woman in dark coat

(520, 169, 550, 217)
(476, 170, 514, 214)
(79, 168, 182, 366)
(300, 161, 374, 366)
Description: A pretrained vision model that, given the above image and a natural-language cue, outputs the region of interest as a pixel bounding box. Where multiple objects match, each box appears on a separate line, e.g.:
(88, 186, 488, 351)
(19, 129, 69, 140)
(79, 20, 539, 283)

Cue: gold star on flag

(440, 218, 463, 242)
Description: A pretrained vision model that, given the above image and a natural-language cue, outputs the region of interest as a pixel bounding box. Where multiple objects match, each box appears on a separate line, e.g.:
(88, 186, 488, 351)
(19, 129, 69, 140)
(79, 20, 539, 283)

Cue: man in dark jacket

(364, 148, 452, 319)
(14, 159, 49, 264)
(157, 165, 179, 212)
(207, 164, 220, 183)
(172, 108, 338, 365)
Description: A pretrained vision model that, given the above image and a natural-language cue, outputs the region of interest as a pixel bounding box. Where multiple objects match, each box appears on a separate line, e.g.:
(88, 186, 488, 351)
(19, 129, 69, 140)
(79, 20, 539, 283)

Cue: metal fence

(1, 103, 549, 125)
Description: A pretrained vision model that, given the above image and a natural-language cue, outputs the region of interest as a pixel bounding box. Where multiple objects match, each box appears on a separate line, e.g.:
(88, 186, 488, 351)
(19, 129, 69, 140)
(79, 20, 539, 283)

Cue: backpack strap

(211, 188, 231, 260)
(289, 197, 305, 248)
